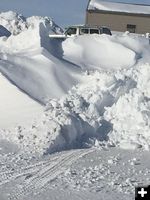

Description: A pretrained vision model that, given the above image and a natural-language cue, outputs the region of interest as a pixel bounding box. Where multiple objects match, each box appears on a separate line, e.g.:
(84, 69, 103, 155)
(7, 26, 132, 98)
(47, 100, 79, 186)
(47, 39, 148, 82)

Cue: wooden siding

(86, 10, 150, 34)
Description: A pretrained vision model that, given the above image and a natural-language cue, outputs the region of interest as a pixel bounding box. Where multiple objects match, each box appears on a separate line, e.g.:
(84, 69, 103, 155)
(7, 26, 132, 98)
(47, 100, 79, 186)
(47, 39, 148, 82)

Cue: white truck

(49, 25, 112, 39)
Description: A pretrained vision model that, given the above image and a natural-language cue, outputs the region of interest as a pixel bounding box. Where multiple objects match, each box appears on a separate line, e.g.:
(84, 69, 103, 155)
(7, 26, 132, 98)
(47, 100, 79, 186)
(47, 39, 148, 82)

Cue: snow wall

(0, 12, 150, 154)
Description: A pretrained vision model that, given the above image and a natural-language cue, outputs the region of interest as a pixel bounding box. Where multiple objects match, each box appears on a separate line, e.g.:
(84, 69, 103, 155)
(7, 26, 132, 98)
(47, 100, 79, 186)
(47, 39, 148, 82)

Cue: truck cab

(64, 25, 112, 37)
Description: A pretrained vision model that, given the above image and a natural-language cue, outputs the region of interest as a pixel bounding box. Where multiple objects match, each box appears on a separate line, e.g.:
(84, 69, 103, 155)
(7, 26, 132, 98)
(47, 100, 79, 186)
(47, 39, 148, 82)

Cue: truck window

(127, 24, 136, 33)
(65, 28, 77, 36)
(101, 28, 112, 35)
(80, 28, 89, 35)
(90, 29, 99, 34)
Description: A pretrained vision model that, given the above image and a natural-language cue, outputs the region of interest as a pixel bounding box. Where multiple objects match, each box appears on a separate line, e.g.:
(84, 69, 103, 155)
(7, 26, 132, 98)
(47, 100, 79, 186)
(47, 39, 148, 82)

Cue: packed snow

(88, 0, 150, 14)
(0, 11, 150, 200)
(0, 73, 43, 128)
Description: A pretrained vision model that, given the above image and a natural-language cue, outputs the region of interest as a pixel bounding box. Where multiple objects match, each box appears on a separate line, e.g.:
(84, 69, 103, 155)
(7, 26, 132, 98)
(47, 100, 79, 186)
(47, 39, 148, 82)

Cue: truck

(49, 25, 112, 39)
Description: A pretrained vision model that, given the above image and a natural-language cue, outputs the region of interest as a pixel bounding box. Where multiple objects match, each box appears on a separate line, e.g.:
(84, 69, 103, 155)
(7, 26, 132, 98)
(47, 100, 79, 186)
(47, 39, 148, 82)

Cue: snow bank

(0, 12, 81, 103)
(0, 49, 82, 103)
(2, 63, 150, 154)
(62, 34, 136, 70)
(0, 11, 150, 154)
(105, 64, 150, 150)
(0, 73, 43, 128)
(0, 11, 140, 104)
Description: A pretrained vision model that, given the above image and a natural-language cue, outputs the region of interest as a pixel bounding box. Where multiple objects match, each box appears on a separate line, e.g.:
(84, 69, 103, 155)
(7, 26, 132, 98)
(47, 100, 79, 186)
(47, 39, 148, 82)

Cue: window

(127, 24, 136, 33)
(90, 29, 99, 34)
(65, 28, 77, 36)
(101, 28, 112, 35)
(80, 28, 89, 35)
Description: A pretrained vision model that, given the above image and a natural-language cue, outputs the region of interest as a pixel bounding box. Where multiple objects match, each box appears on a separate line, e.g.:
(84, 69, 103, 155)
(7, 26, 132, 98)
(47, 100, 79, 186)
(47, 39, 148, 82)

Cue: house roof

(87, 0, 150, 15)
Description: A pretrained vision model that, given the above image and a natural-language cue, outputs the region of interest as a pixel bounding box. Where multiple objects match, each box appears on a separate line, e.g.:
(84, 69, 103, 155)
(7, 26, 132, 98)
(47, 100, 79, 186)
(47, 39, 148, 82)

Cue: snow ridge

(2, 63, 150, 154)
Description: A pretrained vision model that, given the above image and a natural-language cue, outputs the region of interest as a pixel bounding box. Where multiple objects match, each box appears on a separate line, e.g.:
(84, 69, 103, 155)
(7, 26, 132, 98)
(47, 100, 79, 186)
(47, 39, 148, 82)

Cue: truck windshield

(101, 28, 112, 35)
(65, 28, 77, 36)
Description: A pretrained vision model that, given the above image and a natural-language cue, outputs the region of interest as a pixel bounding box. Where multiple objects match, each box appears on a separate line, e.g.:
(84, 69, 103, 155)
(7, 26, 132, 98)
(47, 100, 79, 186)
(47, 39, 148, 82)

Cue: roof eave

(86, 0, 92, 11)
(87, 9, 150, 17)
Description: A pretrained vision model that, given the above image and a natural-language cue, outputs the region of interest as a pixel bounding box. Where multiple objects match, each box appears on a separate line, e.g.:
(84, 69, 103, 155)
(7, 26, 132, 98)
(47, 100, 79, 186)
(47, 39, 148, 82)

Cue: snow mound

(0, 11, 63, 36)
(0, 12, 140, 104)
(2, 63, 150, 154)
(0, 73, 43, 128)
(0, 12, 81, 103)
(62, 34, 136, 70)
(0, 11, 27, 35)
(105, 64, 150, 150)
(0, 12, 150, 154)
(0, 49, 81, 103)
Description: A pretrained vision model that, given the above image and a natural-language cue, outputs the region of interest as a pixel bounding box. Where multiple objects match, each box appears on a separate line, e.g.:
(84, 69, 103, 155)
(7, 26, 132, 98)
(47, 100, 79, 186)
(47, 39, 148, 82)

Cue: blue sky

(0, 0, 149, 27)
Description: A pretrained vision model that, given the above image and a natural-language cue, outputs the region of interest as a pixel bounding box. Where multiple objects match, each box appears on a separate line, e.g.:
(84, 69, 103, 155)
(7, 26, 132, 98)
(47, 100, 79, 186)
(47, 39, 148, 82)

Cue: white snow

(0, 10, 150, 200)
(0, 11, 150, 153)
(88, 0, 150, 15)
(62, 34, 136, 70)
(0, 14, 82, 104)
(0, 11, 63, 35)
(0, 73, 43, 128)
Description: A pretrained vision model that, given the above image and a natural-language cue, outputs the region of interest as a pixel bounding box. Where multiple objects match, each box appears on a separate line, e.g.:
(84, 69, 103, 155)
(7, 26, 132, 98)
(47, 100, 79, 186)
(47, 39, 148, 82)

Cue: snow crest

(0, 11, 63, 35)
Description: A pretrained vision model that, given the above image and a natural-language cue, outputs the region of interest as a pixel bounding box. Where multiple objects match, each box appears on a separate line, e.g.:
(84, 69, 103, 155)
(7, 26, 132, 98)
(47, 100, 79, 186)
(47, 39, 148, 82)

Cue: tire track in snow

(0, 154, 60, 187)
(9, 148, 94, 200)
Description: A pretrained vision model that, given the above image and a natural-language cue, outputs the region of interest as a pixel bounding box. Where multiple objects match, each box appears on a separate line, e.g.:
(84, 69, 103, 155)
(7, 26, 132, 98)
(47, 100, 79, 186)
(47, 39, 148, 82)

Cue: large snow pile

(0, 11, 139, 104)
(0, 11, 81, 103)
(0, 11, 150, 154)
(2, 63, 150, 154)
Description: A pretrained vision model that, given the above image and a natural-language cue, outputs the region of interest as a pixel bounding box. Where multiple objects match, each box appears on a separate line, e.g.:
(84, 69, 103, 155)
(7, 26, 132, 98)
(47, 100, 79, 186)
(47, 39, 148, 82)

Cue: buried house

(86, 0, 150, 34)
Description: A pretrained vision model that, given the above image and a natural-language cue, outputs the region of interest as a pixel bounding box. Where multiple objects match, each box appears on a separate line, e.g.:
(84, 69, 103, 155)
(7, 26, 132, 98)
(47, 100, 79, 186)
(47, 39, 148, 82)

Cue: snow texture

(0, 10, 150, 200)
(0, 11, 150, 155)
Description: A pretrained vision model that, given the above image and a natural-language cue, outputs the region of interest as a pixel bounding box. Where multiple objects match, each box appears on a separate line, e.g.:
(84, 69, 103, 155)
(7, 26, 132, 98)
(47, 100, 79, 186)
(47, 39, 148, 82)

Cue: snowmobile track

(9, 148, 94, 200)
(0, 154, 60, 187)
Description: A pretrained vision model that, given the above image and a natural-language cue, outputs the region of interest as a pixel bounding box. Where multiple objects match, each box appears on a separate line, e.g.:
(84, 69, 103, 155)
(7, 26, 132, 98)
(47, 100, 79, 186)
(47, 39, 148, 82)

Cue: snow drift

(0, 11, 150, 154)
(0, 12, 81, 103)
(0, 11, 138, 104)
(62, 34, 136, 70)
(2, 63, 150, 154)
(0, 73, 43, 128)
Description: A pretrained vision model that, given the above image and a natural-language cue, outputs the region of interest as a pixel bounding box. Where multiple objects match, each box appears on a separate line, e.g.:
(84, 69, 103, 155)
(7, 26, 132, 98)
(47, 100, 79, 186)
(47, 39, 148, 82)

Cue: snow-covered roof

(88, 0, 150, 15)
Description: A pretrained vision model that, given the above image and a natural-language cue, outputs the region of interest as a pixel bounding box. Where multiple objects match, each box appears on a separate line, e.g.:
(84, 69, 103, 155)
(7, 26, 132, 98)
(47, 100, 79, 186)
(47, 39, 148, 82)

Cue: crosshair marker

(138, 188, 147, 198)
